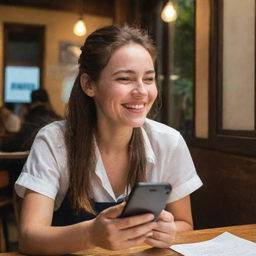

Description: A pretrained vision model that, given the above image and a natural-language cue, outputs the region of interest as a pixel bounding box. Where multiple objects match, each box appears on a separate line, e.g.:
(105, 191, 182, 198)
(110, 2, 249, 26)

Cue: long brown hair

(65, 25, 158, 213)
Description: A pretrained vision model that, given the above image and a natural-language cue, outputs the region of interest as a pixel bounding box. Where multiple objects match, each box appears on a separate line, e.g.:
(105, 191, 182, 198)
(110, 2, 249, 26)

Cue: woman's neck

(95, 124, 133, 154)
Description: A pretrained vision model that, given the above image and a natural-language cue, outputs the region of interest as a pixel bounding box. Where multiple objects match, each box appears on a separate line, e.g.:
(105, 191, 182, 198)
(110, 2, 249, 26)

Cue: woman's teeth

(124, 104, 144, 109)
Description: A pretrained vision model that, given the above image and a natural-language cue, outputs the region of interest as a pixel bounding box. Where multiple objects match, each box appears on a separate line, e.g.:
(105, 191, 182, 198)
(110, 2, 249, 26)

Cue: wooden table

(1, 224, 255, 256)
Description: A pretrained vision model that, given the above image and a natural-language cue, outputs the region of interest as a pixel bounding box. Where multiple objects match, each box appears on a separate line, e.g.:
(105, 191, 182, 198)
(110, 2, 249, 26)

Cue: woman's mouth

(122, 104, 145, 110)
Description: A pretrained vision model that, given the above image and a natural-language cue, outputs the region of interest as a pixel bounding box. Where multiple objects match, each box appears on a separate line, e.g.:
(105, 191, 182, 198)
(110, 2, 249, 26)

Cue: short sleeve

(15, 122, 66, 201)
(165, 135, 202, 203)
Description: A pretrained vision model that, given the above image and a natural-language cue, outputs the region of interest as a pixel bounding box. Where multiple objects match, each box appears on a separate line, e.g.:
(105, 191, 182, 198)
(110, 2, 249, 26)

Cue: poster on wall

(4, 66, 40, 103)
(59, 41, 81, 65)
(59, 41, 81, 103)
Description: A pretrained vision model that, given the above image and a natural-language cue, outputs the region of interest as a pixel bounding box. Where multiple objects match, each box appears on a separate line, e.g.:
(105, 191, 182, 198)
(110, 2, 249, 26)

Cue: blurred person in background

(2, 89, 62, 152)
(1, 89, 62, 189)
(0, 103, 21, 133)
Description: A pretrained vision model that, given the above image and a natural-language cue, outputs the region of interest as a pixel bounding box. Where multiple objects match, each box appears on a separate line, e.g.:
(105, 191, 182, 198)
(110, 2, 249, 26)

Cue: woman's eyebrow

(112, 69, 155, 76)
(145, 70, 156, 74)
(112, 69, 135, 76)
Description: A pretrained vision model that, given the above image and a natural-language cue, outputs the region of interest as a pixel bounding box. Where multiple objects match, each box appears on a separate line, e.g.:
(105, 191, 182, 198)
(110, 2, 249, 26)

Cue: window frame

(191, 0, 256, 157)
(3, 23, 45, 103)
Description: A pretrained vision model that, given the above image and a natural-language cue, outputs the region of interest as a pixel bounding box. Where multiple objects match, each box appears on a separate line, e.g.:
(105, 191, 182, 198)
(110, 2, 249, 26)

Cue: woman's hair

(65, 25, 158, 214)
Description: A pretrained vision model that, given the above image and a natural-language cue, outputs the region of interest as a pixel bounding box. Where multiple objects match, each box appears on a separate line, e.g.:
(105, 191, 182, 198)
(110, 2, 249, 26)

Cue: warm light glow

(73, 19, 87, 36)
(161, 1, 177, 22)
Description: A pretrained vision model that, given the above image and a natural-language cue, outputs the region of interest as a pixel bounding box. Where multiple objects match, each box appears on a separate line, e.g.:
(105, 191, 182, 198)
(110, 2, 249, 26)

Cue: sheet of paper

(170, 232, 256, 256)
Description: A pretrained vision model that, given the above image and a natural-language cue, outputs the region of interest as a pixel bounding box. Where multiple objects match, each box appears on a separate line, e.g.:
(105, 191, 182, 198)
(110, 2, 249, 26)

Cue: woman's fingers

(158, 210, 174, 222)
(145, 235, 171, 248)
(145, 227, 176, 248)
(119, 221, 156, 241)
(152, 219, 173, 233)
(143, 210, 177, 248)
(115, 213, 155, 229)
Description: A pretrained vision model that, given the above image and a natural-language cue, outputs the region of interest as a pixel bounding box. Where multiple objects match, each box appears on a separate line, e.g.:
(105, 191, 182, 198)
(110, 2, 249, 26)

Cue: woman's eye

(144, 77, 155, 83)
(117, 77, 132, 82)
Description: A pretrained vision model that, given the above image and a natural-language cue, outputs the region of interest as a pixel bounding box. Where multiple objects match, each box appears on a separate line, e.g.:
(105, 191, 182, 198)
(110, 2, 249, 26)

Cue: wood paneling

(190, 147, 256, 229)
(0, 0, 114, 17)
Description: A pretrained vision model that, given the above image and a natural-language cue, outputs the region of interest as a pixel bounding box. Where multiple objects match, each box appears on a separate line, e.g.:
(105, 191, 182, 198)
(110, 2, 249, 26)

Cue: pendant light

(73, 0, 87, 36)
(161, 0, 177, 23)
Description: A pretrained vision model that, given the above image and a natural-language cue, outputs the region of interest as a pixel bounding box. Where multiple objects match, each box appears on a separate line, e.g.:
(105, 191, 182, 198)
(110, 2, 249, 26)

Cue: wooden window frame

(191, 0, 256, 157)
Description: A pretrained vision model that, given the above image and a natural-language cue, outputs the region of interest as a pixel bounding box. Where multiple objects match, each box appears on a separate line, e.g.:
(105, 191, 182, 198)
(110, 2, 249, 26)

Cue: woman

(15, 25, 202, 255)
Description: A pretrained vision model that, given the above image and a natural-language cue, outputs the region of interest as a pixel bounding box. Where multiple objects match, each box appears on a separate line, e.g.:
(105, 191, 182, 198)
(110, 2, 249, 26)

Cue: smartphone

(119, 182, 172, 220)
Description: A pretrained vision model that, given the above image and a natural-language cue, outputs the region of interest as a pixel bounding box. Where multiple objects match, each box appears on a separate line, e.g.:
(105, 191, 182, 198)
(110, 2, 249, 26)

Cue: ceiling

(0, 0, 115, 17)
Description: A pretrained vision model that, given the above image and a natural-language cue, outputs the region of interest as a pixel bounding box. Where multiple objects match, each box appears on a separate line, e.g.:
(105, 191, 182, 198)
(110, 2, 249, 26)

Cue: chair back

(0, 171, 9, 188)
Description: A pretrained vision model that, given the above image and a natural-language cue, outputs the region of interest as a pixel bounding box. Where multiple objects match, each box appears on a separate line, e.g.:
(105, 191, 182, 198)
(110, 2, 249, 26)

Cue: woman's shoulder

(144, 118, 181, 138)
(143, 118, 183, 150)
(36, 120, 66, 145)
(142, 119, 188, 164)
(39, 120, 65, 133)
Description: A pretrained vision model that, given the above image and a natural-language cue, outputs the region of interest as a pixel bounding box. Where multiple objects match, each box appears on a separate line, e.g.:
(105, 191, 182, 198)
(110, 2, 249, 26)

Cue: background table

(0, 152, 29, 160)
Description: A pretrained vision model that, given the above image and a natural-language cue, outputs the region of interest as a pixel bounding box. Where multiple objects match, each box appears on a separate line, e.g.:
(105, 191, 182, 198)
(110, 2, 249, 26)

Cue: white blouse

(15, 118, 203, 210)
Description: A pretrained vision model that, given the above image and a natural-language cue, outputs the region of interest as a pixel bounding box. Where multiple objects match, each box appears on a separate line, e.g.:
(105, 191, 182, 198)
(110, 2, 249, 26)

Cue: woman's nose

(132, 81, 147, 96)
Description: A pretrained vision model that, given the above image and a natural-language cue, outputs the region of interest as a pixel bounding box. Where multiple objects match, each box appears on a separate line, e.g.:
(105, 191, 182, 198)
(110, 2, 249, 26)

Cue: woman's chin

(126, 118, 146, 128)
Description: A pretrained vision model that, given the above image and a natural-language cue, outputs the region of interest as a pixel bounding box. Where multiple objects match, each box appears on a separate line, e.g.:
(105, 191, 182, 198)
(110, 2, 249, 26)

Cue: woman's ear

(80, 73, 95, 97)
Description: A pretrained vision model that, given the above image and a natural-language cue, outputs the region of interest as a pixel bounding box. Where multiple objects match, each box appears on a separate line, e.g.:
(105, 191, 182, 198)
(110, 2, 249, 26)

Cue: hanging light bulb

(161, 1, 177, 23)
(73, 17, 87, 36)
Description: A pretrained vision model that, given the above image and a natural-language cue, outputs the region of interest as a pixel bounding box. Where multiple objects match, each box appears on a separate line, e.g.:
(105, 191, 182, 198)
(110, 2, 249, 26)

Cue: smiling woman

(14, 25, 202, 255)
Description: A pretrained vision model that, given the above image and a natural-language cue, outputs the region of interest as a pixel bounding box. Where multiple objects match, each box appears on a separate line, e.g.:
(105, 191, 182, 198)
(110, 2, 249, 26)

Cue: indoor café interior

(0, 0, 255, 255)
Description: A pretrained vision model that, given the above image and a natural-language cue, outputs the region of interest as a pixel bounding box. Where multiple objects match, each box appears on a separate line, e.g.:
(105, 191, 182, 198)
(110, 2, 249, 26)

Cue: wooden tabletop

(1, 224, 255, 256)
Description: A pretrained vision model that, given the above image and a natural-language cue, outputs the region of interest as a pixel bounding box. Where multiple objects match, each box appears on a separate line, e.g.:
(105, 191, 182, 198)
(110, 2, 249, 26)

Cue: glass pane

(222, 0, 255, 130)
(169, 0, 195, 136)
(6, 29, 41, 64)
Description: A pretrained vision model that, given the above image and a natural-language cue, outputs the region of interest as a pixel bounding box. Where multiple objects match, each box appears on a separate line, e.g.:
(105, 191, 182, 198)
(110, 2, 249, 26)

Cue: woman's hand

(87, 203, 157, 250)
(144, 210, 177, 248)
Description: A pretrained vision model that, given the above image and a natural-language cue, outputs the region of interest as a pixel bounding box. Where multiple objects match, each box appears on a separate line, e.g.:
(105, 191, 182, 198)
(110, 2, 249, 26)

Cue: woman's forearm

(19, 220, 94, 255)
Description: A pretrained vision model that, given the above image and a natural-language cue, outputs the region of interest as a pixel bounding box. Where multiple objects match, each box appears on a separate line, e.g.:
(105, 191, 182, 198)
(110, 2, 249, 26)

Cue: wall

(191, 147, 256, 229)
(0, 5, 113, 115)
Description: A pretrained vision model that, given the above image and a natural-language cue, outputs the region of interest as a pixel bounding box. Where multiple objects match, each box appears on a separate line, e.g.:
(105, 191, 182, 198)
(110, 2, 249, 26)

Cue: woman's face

(88, 43, 157, 129)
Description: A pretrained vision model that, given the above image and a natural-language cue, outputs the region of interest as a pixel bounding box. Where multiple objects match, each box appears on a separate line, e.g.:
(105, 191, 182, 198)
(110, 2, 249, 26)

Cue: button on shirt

(15, 118, 203, 211)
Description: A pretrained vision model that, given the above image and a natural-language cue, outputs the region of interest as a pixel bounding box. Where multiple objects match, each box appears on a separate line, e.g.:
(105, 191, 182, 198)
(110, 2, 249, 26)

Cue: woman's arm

(145, 195, 193, 248)
(19, 190, 156, 255)
(19, 190, 92, 255)
(169, 195, 193, 231)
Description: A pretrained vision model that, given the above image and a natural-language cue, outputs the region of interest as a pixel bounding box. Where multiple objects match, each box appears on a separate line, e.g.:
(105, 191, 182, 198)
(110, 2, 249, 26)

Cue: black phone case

(120, 182, 172, 220)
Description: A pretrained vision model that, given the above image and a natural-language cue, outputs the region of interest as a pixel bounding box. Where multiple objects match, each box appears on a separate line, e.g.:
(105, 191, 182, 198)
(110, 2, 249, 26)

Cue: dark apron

(52, 193, 124, 226)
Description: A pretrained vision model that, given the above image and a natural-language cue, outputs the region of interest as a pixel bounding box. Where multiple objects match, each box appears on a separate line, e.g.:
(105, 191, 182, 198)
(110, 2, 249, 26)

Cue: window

(166, 0, 195, 137)
(148, 0, 195, 137)
(3, 23, 45, 103)
(210, 0, 256, 156)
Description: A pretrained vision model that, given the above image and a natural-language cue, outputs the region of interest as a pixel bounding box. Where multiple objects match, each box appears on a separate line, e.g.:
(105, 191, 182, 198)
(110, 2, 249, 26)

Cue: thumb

(101, 202, 126, 219)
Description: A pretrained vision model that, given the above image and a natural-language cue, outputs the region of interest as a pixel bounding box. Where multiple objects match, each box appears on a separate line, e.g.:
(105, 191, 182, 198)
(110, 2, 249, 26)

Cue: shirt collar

(94, 145, 117, 200)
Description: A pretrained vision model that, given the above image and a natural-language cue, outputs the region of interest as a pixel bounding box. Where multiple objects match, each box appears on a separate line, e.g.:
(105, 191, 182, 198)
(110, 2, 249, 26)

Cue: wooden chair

(0, 151, 29, 251)
(0, 170, 19, 252)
